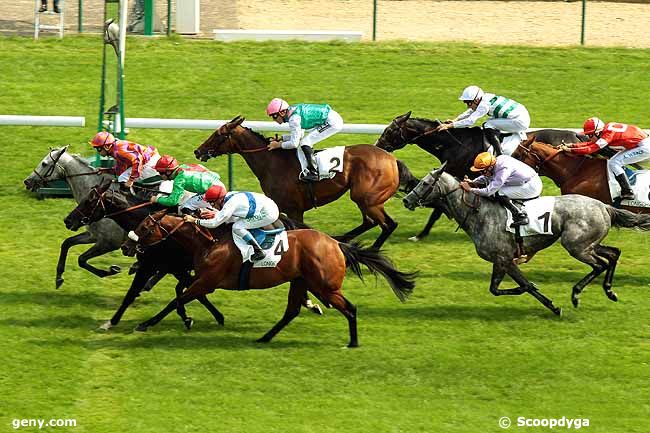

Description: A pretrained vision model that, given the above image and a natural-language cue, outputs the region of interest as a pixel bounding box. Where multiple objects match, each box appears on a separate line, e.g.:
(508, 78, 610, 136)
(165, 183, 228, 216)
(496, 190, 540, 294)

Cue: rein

(105, 202, 154, 218)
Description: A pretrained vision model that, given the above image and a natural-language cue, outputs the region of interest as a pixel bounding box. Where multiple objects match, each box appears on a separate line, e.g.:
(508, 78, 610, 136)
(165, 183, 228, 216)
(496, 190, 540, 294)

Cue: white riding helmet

(459, 85, 484, 102)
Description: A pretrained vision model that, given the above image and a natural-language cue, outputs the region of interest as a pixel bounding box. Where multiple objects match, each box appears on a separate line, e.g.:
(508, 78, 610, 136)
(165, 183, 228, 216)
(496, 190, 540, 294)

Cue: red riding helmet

(204, 184, 227, 202)
(583, 117, 605, 136)
(154, 155, 179, 173)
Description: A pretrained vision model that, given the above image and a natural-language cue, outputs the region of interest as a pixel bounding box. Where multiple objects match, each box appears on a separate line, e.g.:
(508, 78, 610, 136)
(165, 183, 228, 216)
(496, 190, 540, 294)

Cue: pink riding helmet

(266, 98, 290, 116)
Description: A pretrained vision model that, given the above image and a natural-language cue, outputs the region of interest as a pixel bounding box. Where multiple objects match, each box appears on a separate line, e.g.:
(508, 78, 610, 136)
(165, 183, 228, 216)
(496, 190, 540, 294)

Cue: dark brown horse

(194, 116, 401, 248)
(123, 212, 415, 347)
(512, 139, 650, 214)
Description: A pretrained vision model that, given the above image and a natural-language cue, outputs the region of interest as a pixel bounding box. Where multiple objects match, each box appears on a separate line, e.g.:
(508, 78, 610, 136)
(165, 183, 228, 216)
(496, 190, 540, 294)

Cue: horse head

(64, 180, 121, 231)
(375, 111, 416, 152)
(512, 138, 559, 172)
(24, 145, 70, 191)
(122, 210, 173, 256)
(194, 115, 247, 161)
(403, 161, 449, 210)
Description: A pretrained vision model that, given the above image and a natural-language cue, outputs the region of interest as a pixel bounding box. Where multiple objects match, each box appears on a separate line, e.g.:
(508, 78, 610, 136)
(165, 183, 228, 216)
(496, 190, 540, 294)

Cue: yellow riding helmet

(470, 152, 496, 172)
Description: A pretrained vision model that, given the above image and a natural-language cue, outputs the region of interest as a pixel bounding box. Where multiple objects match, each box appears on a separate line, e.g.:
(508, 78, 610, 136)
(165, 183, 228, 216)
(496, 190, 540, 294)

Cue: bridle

(200, 124, 267, 158)
(132, 213, 216, 253)
(515, 141, 563, 172)
(70, 185, 154, 225)
(32, 148, 103, 185)
(379, 119, 463, 151)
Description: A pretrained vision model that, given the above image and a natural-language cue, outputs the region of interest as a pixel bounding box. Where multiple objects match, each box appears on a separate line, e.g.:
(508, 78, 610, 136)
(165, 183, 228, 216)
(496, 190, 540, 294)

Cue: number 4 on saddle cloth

(233, 226, 289, 268)
(298, 146, 345, 181)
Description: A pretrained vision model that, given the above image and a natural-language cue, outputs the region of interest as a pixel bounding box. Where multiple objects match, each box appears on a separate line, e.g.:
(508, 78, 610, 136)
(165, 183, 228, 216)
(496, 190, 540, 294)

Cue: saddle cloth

(505, 196, 556, 236)
(607, 168, 650, 208)
(232, 227, 289, 268)
(297, 146, 345, 181)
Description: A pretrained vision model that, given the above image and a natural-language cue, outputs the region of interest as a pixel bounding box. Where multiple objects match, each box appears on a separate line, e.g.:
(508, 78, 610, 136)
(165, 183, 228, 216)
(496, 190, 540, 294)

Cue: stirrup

(251, 249, 266, 262)
(299, 170, 319, 182)
(620, 191, 635, 200)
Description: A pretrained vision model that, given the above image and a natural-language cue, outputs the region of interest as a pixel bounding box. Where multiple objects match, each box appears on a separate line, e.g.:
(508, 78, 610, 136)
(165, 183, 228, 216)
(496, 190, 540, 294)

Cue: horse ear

(235, 116, 245, 127)
(439, 160, 448, 172)
(405, 111, 412, 120)
(229, 115, 240, 124)
(62, 145, 70, 153)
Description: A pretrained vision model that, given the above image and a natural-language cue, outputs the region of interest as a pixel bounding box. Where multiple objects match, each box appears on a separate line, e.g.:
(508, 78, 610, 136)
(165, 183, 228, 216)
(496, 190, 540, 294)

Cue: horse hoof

(184, 317, 194, 330)
(607, 291, 618, 302)
(256, 336, 271, 344)
(310, 304, 324, 316)
(135, 324, 148, 332)
(347, 342, 360, 348)
(55, 277, 64, 289)
(554, 307, 563, 316)
(408, 236, 420, 242)
(98, 320, 113, 331)
(571, 296, 579, 308)
(109, 265, 122, 275)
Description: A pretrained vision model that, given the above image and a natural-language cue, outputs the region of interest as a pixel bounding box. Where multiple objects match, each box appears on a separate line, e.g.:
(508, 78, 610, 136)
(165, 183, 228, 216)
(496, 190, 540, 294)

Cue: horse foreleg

(257, 280, 306, 343)
(136, 277, 214, 332)
(100, 267, 153, 330)
(411, 208, 444, 242)
(77, 243, 122, 278)
(172, 278, 193, 330)
(324, 291, 358, 348)
(502, 263, 562, 315)
(55, 232, 95, 289)
(489, 264, 527, 296)
(197, 295, 225, 325)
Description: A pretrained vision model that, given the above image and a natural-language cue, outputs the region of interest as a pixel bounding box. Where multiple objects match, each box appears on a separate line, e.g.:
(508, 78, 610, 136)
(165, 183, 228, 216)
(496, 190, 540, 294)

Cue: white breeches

(499, 176, 543, 200)
(484, 107, 531, 134)
(299, 110, 344, 148)
(608, 137, 650, 176)
(232, 205, 280, 242)
(117, 153, 161, 182)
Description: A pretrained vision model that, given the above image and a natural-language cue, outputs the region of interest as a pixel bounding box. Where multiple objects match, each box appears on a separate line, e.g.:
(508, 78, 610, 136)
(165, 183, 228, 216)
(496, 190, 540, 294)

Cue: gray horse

(403, 166, 650, 314)
(23, 146, 126, 288)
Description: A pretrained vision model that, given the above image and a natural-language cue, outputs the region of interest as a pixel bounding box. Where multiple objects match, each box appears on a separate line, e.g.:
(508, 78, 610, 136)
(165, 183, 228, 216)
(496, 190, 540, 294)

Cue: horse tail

(396, 159, 420, 193)
(607, 206, 650, 230)
(338, 241, 416, 302)
(278, 213, 311, 230)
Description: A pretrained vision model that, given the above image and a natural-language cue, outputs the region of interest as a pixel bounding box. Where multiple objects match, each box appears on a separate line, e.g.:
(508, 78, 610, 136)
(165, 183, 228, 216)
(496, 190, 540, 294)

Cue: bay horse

(375, 111, 588, 240)
(123, 212, 416, 347)
(23, 146, 126, 288)
(512, 139, 650, 214)
(63, 181, 225, 330)
(403, 167, 650, 314)
(193, 116, 402, 249)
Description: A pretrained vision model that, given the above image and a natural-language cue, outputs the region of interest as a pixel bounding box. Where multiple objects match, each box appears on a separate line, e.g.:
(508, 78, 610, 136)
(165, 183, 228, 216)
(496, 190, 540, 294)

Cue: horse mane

(243, 126, 269, 143)
(69, 153, 96, 168)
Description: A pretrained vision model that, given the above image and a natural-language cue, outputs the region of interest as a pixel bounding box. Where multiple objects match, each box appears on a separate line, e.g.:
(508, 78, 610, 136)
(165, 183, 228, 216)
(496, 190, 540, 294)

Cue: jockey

(150, 155, 225, 212)
(184, 186, 280, 262)
(563, 117, 650, 200)
(266, 98, 344, 182)
(89, 131, 160, 187)
(460, 152, 543, 226)
(434, 85, 531, 155)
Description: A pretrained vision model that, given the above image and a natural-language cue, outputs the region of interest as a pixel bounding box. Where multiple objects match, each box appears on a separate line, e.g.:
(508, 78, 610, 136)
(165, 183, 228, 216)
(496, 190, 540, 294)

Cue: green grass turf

(1, 36, 649, 433)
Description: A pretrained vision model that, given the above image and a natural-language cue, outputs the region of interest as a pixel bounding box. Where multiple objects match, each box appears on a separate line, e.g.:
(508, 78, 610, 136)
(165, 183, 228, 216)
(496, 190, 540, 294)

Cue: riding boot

(497, 195, 529, 226)
(299, 145, 319, 182)
(615, 173, 635, 200)
(243, 232, 266, 262)
(484, 128, 503, 156)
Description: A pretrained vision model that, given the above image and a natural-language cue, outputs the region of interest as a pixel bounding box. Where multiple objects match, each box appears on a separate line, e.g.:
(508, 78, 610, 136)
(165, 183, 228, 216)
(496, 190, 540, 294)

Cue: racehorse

(403, 166, 650, 314)
(123, 212, 416, 347)
(23, 146, 126, 288)
(375, 111, 588, 241)
(193, 116, 403, 249)
(63, 181, 226, 330)
(512, 139, 650, 214)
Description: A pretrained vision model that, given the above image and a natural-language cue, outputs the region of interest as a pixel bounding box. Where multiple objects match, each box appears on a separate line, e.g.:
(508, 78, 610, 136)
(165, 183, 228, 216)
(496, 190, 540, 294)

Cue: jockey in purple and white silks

(460, 152, 543, 227)
(435, 86, 531, 155)
(266, 98, 344, 182)
(185, 186, 280, 262)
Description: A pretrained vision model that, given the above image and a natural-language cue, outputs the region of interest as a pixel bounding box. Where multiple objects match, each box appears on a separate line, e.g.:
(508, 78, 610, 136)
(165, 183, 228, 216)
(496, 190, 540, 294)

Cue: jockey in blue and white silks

(435, 85, 531, 155)
(186, 185, 280, 262)
(460, 152, 543, 227)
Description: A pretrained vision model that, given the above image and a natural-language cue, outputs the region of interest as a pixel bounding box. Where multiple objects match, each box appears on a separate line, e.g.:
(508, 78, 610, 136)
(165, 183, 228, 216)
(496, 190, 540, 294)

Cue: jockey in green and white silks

(435, 86, 531, 155)
(266, 98, 344, 182)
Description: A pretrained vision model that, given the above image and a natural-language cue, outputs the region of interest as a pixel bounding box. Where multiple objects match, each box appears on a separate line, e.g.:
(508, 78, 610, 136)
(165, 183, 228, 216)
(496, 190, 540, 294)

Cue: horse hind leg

(335, 215, 376, 244)
(567, 247, 609, 308)
(257, 279, 306, 344)
(597, 245, 621, 303)
(324, 291, 358, 348)
(356, 203, 398, 249)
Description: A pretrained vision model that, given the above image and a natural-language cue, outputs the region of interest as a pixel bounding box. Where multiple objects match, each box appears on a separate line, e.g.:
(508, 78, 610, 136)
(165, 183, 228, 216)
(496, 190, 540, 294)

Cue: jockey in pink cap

(265, 98, 344, 182)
